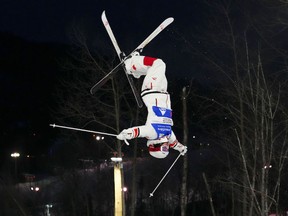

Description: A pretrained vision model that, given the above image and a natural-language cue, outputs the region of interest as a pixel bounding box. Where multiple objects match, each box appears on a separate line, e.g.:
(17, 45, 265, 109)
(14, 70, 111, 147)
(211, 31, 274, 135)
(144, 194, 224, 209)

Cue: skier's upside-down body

(117, 54, 187, 159)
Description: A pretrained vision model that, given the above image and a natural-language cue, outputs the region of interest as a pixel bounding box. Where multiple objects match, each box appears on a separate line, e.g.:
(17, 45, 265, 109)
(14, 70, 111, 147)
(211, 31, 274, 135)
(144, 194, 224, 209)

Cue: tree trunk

(203, 172, 216, 216)
(131, 107, 139, 216)
(180, 87, 188, 216)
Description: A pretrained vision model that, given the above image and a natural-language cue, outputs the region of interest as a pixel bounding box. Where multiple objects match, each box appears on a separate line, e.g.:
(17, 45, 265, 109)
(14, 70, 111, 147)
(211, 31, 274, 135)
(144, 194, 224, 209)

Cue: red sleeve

(143, 56, 157, 66)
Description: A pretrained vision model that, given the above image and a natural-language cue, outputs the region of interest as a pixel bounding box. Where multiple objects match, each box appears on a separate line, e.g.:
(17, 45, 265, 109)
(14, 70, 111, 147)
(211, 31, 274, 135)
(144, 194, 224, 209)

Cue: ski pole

(49, 124, 130, 145)
(149, 152, 182, 197)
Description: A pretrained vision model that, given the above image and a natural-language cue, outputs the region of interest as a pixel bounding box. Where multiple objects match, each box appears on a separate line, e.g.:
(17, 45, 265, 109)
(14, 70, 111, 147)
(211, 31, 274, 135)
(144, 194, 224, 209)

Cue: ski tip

(49, 123, 56, 128)
(101, 10, 108, 24)
(166, 17, 174, 24)
(101, 10, 108, 22)
(149, 193, 153, 198)
(137, 101, 143, 108)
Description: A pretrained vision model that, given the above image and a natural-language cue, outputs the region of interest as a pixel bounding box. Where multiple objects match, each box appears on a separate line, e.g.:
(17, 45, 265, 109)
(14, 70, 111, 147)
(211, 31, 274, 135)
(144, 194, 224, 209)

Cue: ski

(101, 10, 143, 108)
(90, 12, 174, 97)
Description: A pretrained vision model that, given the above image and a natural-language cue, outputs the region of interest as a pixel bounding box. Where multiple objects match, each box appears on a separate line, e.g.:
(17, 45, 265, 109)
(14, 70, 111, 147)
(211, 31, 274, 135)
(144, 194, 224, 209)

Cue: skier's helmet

(147, 137, 169, 159)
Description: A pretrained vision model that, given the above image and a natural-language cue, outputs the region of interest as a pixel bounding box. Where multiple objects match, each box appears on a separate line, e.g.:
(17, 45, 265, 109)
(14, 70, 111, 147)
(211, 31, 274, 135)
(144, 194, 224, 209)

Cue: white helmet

(147, 137, 169, 159)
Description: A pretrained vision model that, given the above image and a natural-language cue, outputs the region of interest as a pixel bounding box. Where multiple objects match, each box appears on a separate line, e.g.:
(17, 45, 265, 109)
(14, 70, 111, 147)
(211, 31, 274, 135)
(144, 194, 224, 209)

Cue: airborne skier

(89, 11, 186, 159)
(117, 54, 187, 159)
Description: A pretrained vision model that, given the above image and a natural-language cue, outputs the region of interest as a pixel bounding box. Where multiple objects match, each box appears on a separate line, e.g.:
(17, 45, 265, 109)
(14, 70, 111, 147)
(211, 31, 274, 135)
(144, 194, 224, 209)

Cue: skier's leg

(141, 59, 168, 92)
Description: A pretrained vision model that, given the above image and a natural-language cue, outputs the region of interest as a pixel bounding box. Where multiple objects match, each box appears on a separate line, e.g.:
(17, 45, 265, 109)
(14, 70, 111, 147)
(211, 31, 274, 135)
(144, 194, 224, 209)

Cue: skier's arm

(116, 127, 139, 140)
(116, 125, 157, 140)
(168, 131, 188, 155)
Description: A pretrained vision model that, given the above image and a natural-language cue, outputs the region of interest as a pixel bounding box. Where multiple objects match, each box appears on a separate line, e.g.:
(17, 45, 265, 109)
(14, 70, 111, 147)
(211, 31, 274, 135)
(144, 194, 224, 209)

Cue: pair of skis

(90, 11, 174, 108)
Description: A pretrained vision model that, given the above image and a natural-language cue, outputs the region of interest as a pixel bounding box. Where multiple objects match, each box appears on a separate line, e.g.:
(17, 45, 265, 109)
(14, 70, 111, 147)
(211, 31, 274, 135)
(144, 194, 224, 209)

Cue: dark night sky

(0, 0, 206, 157)
(0, 0, 198, 43)
(0, 0, 206, 73)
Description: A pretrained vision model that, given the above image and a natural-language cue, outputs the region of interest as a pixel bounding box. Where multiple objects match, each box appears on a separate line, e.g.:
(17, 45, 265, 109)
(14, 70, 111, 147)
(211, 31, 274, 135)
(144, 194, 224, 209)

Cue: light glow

(11, 152, 20, 158)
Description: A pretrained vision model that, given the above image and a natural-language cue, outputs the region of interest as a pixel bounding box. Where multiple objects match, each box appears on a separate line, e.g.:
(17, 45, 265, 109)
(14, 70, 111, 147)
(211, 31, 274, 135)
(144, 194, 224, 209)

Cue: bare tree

(180, 86, 189, 216)
(227, 51, 288, 215)
(52, 27, 143, 215)
(173, 0, 288, 215)
(53, 26, 142, 152)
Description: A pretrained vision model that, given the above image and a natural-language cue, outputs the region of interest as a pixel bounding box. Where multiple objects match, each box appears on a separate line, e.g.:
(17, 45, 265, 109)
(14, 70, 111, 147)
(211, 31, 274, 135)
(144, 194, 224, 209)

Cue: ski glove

(116, 128, 135, 140)
(173, 143, 188, 156)
(181, 146, 188, 156)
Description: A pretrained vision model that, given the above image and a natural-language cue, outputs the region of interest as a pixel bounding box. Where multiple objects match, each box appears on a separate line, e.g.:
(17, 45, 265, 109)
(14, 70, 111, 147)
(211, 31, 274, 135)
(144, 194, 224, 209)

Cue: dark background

(1, 1, 288, 215)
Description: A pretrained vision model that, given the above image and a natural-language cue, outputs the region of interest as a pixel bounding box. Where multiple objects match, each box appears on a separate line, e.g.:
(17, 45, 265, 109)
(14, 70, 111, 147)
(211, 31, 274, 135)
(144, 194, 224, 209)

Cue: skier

(116, 53, 187, 159)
